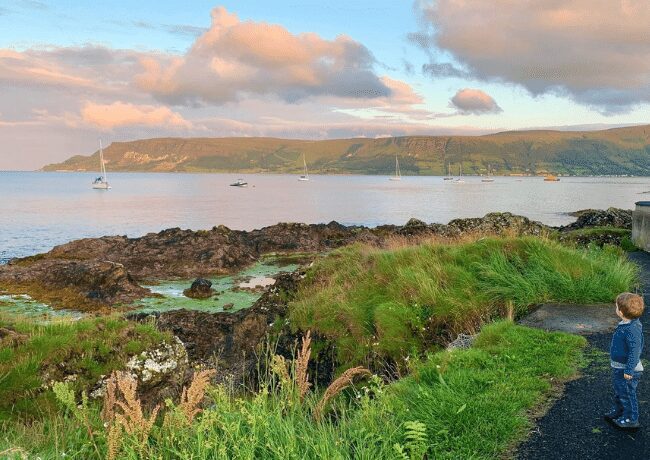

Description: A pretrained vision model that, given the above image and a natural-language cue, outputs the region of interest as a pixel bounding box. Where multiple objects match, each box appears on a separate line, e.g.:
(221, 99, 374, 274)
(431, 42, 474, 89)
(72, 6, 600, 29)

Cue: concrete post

(632, 201, 650, 252)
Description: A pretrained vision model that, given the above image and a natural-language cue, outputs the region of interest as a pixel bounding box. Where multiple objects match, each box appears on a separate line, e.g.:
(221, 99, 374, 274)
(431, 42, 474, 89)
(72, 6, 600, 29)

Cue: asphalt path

(517, 251, 650, 460)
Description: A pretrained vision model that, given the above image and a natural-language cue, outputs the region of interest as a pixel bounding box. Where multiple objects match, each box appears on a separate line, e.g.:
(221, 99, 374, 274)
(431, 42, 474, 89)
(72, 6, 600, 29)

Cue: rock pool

(133, 255, 302, 314)
(0, 293, 84, 322)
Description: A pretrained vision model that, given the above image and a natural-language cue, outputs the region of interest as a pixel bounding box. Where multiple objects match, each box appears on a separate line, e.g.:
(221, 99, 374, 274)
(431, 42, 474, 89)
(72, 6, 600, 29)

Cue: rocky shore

(0, 209, 631, 312)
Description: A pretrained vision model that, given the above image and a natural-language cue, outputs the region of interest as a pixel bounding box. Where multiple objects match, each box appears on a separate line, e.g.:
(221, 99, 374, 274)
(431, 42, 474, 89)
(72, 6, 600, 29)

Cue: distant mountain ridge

(44, 125, 650, 176)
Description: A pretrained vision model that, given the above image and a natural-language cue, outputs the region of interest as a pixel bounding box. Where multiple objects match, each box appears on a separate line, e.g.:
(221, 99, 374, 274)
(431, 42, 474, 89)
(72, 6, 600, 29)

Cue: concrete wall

(632, 202, 650, 252)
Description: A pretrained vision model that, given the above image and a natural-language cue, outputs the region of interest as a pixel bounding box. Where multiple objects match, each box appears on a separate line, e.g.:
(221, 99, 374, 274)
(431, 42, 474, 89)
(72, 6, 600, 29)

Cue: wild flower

(104, 371, 160, 460)
(178, 369, 216, 424)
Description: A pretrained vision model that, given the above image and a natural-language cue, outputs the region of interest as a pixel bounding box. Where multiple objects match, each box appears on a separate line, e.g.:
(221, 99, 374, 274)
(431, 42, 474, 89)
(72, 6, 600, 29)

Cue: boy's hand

(624, 373, 633, 380)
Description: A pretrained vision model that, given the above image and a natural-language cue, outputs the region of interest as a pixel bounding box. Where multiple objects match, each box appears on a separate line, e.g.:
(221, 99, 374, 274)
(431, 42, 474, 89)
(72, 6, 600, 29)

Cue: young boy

(605, 292, 644, 429)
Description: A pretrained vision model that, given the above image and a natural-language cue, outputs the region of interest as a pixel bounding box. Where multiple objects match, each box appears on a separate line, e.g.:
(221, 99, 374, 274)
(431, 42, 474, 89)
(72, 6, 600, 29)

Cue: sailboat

(482, 164, 495, 182)
(443, 162, 453, 180)
(454, 164, 465, 183)
(92, 140, 111, 190)
(230, 178, 248, 187)
(389, 155, 401, 181)
(298, 152, 309, 181)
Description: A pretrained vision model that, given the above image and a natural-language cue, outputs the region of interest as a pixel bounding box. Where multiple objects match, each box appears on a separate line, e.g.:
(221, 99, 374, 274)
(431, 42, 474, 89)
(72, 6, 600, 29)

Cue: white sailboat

(298, 152, 309, 181)
(389, 155, 402, 181)
(454, 164, 465, 183)
(482, 164, 495, 182)
(92, 140, 111, 190)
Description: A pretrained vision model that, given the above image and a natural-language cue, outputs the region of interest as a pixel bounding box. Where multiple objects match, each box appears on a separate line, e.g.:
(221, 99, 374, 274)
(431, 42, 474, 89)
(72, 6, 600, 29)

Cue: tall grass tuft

(295, 330, 312, 402)
(289, 237, 636, 369)
(314, 366, 372, 420)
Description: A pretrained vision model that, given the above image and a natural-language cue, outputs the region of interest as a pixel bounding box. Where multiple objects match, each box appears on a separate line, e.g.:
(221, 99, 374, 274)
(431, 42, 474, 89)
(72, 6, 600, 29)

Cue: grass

(0, 314, 170, 421)
(289, 237, 636, 369)
(0, 322, 587, 459)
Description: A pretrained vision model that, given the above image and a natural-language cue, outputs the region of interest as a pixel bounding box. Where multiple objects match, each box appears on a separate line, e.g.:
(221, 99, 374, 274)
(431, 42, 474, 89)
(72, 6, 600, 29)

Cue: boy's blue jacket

(610, 319, 644, 375)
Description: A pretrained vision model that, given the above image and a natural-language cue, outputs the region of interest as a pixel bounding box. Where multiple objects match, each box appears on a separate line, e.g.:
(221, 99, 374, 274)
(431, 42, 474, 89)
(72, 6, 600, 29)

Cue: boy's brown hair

(616, 292, 645, 319)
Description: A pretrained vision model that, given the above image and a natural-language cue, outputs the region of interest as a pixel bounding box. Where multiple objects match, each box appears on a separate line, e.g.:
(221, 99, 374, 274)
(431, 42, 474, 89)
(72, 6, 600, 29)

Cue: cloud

(415, 0, 650, 113)
(1, 7, 422, 112)
(0, 6, 435, 169)
(131, 20, 207, 37)
(17, 0, 48, 10)
(81, 101, 192, 129)
(136, 7, 391, 105)
(450, 89, 501, 114)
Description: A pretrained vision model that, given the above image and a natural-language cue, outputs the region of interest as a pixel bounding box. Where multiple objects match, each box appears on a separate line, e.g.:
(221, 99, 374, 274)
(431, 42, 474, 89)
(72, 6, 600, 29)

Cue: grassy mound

(0, 322, 586, 459)
(557, 226, 636, 250)
(289, 237, 636, 368)
(0, 315, 170, 420)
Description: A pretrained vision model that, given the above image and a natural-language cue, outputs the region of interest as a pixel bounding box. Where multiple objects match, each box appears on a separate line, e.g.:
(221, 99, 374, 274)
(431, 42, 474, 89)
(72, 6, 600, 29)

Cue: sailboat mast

(303, 152, 308, 177)
(396, 155, 401, 178)
(99, 139, 107, 181)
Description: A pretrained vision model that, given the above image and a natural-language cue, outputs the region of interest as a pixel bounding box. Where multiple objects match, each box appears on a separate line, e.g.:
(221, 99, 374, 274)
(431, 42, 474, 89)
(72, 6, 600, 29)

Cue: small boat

(298, 152, 309, 181)
(443, 162, 453, 180)
(389, 155, 401, 181)
(482, 164, 495, 182)
(230, 179, 248, 187)
(92, 139, 111, 190)
(543, 175, 560, 182)
(454, 164, 465, 183)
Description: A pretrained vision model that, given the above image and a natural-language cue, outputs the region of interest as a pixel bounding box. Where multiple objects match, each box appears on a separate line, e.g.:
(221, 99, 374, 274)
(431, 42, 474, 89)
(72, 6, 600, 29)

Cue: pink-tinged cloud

(0, 48, 98, 90)
(415, 0, 650, 113)
(451, 89, 501, 114)
(81, 102, 192, 129)
(136, 6, 392, 105)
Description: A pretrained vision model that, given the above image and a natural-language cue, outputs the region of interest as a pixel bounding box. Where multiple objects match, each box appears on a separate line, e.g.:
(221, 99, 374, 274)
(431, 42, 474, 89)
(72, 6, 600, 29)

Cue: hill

(43, 125, 650, 175)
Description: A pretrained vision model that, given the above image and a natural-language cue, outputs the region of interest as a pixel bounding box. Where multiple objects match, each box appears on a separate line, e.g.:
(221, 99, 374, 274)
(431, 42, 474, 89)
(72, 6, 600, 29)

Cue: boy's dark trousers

(612, 368, 641, 421)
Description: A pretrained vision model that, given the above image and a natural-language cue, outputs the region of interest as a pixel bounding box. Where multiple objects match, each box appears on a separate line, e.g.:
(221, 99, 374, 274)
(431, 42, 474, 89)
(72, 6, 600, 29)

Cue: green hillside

(44, 125, 650, 175)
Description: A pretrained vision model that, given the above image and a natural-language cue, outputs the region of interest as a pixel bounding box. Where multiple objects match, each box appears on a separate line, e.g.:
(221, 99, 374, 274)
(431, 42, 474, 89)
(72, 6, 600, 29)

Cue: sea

(1, 171, 649, 263)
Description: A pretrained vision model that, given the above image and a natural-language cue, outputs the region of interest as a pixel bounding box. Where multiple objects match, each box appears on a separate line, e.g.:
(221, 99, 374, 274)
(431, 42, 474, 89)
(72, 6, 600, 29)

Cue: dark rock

(447, 212, 549, 236)
(558, 229, 631, 248)
(183, 278, 214, 299)
(398, 218, 432, 236)
(222, 302, 234, 310)
(88, 337, 189, 409)
(404, 218, 427, 228)
(0, 259, 149, 308)
(562, 208, 632, 231)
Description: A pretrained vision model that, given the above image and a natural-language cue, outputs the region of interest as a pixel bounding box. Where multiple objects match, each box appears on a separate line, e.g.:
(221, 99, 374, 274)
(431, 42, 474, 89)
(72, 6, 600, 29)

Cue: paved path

(517, 251, 650, 460)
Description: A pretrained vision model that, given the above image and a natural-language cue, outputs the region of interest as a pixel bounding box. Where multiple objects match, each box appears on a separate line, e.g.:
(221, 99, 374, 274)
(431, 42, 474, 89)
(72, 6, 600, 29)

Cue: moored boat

(92, 140, 111, 190)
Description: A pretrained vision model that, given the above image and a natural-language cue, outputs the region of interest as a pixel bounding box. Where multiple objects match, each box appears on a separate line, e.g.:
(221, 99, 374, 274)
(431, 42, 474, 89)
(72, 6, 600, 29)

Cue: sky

(1, 0, 650, 170)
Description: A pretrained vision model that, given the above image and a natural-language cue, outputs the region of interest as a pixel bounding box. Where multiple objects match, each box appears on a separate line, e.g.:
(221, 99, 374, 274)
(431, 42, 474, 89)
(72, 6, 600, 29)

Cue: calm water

(2, 171, 650, 262)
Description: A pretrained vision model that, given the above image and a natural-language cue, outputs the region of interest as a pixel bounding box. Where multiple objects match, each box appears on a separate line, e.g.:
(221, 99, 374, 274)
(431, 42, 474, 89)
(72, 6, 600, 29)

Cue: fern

(403, 420, 428, 460)
(393, 443, 410, 460)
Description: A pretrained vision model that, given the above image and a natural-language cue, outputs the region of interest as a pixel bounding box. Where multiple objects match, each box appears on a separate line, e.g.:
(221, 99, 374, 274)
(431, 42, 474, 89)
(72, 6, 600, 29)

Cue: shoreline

(5, 169, 647, 178)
